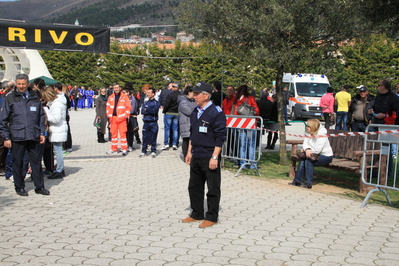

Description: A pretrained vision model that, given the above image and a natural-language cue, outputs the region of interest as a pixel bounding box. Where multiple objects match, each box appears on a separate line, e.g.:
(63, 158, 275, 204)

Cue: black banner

(0, 20, 110, 53)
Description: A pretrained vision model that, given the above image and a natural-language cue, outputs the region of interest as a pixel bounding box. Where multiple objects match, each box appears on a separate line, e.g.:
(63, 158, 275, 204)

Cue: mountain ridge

(0, 0, 181, 27)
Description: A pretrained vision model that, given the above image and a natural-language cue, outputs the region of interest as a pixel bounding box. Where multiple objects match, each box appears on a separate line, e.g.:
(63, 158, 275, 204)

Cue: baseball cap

(192, 81, 213, 94)
(356, 85, 368, 92)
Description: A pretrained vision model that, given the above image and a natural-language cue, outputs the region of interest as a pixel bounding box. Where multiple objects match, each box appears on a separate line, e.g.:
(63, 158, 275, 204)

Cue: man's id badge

(30, 106, 37, 112)
(199, 126, 207, 133)
(199, 120, 209, 133)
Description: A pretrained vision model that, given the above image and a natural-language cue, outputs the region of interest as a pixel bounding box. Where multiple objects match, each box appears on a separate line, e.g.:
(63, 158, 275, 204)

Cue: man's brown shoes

(198, 220, 217, 228)
(182, 217, 217, 228)
(181, 217, 203, 223)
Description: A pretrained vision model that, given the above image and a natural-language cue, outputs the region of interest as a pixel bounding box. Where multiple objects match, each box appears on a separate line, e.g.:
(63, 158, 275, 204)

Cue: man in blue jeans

(162, 83, 180, 150)
(335, 85, 352, 130)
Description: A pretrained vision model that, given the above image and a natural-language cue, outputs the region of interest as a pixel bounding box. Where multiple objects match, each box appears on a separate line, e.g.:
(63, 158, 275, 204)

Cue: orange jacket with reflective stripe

(106, 93, 132, 122)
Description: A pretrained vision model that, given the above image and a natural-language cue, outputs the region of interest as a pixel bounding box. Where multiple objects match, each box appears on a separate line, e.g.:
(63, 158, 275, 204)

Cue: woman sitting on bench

(288, 119, 333, 189)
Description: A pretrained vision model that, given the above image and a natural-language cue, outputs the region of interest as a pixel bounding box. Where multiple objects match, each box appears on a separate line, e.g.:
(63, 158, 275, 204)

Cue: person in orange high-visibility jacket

(106, 83, 132, 156)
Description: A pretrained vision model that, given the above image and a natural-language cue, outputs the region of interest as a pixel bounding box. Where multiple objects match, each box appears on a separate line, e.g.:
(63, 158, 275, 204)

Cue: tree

(40, 50, 100, 87)
(338, 34, 399, 95)
(360, 0, 399, 37)
(175, 0, 371, 165)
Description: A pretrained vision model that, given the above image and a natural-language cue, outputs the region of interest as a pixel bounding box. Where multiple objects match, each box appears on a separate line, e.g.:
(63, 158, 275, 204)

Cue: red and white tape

(263, 129, 399, 138)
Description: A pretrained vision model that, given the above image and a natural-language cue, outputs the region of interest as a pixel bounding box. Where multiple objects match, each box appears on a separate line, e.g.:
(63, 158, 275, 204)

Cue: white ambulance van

(283, 73, 330, 120)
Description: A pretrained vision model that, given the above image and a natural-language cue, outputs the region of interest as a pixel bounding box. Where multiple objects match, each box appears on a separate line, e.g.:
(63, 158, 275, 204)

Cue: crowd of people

(2, 74, 399, 227)
(292, 80, 399, 189)
(0, 75, 72, 196)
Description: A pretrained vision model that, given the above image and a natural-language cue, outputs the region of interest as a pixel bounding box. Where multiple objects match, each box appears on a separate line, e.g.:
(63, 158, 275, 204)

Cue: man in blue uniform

(182, 81, 226, 228)
(139, 87, 160, 158)
(0, 74, 49, 196)
(86, 87, 95, 108)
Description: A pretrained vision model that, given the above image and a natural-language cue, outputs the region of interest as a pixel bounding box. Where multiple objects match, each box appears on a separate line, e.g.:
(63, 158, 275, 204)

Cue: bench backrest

(327, 129, 379, 159)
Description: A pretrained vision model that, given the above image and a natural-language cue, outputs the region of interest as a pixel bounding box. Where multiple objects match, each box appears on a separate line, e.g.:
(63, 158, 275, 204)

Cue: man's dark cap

(357, 85, 368, 92)
(192, 81, 213, 94)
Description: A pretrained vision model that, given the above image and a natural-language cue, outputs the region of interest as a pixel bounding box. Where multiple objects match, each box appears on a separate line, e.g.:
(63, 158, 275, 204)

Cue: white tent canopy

(0, 48, 52, 82)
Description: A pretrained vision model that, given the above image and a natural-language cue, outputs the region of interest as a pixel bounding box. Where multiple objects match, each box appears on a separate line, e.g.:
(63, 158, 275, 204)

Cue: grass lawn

(223, 151, 399, 208)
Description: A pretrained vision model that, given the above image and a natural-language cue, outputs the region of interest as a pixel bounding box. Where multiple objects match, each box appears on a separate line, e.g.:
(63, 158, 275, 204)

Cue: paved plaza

(1, 108, 399, 266)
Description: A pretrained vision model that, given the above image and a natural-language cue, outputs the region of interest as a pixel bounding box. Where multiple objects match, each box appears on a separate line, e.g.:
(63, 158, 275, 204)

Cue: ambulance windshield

(296, 83, 329, 97)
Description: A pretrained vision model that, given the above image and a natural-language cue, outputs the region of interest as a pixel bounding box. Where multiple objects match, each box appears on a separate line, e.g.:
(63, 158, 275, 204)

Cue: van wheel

(291, 108, 297, 120)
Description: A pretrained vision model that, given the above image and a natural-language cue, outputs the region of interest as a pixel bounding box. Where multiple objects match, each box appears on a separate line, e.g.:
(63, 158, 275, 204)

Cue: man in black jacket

(210, 81, 225, 107)
(369, 79, 399, 125)
(162, 83, 180, 150)
(0, 74, 49, 196)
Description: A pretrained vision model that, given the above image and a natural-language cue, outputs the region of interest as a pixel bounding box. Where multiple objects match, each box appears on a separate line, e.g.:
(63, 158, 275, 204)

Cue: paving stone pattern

(0, 108, 399, 265)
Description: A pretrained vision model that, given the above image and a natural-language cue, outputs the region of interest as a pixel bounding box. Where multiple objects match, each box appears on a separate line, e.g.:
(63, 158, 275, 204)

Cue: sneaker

(0, 171, 5, 176)
(66, 148, 73, 152)
(161, 145, 169, 150)
(128, 146, 135, 152)
(139, 153, 146, 158)
(172, 145, 178, 150)
(106, 150, 117, 155)
(288, 181, 301, 186)
(43, 170, 53, 176)
(62, 151, 70, 156)
(122, 150, 128, 156)
(5, 175, 13, 181)
(48, 172, 63, 179)
(151, 152, 156, 158)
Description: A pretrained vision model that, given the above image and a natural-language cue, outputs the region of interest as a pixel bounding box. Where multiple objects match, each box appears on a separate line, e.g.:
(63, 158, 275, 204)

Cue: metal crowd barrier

(222, 115, 263, 176)
(361, 124, 399, 208)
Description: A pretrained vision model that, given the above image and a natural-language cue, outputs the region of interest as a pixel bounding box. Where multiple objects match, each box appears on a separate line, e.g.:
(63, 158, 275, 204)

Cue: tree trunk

(275, 65, 289, 165)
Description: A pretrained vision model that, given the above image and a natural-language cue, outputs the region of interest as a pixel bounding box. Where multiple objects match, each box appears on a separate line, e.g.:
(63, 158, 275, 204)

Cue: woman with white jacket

(41, 86, 68, 179)
(289, 119, 333, 189)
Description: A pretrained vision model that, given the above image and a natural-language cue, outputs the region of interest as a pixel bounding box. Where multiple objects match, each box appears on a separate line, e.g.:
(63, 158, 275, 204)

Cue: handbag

(296, 151, 307, 160)
(296, 150, 320, 161)
(309, 154, 320, 161)
(237, 98, 256, 116)
(329, 113, 335, 125)
(93, 117, 101, 128)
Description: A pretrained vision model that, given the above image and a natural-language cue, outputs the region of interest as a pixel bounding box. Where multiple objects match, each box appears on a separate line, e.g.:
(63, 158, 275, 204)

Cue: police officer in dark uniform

(182, 81, 226, 228)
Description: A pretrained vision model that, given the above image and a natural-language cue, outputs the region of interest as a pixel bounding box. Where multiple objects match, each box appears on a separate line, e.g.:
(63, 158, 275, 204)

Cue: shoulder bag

(237, 98, 256, 116)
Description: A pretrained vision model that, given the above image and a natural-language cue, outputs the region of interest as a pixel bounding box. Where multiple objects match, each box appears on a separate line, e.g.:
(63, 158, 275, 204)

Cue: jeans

(163, 114, 179, 146)
(53, 142, 64, 173)
(351, 121, 367, 132)
(283, 105, 288, 122)
(294, 155, 333, 185)
(238, 129, 257, 169)
(335, 112, 348, 130)
(5, 149, 12, 178)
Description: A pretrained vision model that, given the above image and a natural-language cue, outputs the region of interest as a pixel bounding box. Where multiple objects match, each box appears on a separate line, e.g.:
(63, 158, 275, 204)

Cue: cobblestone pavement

(1, 108, 399, 266)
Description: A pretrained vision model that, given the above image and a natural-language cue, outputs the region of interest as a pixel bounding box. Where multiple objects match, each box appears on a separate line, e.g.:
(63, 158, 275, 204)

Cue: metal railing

(361, 124, 399, 208)
(222, 115, 263, 176)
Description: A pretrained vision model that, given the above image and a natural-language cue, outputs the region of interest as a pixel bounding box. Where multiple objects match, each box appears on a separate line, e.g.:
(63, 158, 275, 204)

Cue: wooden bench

(287, 129, 384, 193)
